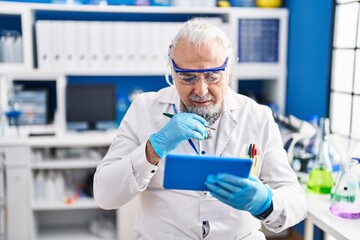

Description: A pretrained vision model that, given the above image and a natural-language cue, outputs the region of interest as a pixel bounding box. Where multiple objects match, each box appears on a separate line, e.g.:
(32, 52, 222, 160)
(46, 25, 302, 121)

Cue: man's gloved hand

(149, 113, 208, 158)
(204, 174, 273, 216)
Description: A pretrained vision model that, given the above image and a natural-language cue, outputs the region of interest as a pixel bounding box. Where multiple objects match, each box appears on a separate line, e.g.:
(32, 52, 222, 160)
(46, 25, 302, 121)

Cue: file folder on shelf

(64, 21, 77, 71)
(74, 21, 90, 70)
(36, 20, 52, 69)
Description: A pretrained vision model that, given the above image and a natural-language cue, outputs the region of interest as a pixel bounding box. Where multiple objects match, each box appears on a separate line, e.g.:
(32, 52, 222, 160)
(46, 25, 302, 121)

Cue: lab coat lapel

(215, 110, 237, 156)
(215, 87, 245, 156)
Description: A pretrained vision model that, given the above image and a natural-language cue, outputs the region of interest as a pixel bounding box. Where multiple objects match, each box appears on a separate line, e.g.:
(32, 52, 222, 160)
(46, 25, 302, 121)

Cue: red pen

(251, 144, 256, 159)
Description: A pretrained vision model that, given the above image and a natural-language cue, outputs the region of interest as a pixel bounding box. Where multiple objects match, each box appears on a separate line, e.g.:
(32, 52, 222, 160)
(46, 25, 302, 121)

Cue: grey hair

(165, 17, 235, 86)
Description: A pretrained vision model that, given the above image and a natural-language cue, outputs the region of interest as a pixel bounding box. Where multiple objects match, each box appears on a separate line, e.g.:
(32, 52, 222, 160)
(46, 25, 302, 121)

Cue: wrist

(253, 185, 273, 216)
(149, 134, 165, 158)
(255, 201, 273, 220)
(145, 139, 160, 165)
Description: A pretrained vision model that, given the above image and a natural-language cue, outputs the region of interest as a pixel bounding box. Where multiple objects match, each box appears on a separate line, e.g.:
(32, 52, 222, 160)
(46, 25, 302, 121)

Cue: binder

(74, 21, 90, 70)
(157, 22, 168, 72)
(136, 22, 149, 71)
(149, 22, 163, 72)
(63, 21, 77, 71)
(50, 21, 65, 70)
(89, 21, 103, 70)
(114, 21, 126, 70)
(102, 21, 115, 70)
(35, 20, 52, 69)
(124, 22, 137, 71)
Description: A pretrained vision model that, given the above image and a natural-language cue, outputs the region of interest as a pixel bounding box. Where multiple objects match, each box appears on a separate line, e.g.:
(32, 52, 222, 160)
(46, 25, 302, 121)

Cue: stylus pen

(162, 112, 201, 155)
(162, 113, 216, 130)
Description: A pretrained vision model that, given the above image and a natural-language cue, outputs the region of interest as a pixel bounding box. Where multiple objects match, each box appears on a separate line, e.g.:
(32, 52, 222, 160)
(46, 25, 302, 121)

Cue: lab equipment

(149, 113, 208, 158)
(0, 30, 23, 63)
(329, 135, 360, 219)
(273, 112, 317, 163)
(307, 118, 333, 194)
(5, 104, 22, 137)
(11, 90, 48, 125)
(205, 174, 273, 216)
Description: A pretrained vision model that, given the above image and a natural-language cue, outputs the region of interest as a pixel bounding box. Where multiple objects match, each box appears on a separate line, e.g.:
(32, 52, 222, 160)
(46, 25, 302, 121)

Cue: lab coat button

(201, 151, 206, 155)
(151, 170, 155, 173)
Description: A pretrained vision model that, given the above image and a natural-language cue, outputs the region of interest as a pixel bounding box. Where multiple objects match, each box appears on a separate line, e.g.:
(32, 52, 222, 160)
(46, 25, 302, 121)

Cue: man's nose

(193, 77, 209, 97)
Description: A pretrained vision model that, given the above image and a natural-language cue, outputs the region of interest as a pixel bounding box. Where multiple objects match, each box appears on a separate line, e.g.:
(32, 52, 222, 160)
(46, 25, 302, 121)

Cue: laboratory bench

(296, 172, 360, 240)
(304, 192, 360, 240)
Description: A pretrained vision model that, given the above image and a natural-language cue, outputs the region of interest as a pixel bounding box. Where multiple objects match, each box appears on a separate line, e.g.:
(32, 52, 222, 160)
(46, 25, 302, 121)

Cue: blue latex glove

(204, 173, 273, 216)
(149, 113, 208, 158)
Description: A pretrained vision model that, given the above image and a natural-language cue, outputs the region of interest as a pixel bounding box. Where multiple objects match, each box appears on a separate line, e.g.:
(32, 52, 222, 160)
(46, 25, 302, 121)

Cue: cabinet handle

(0, 152, 5, 170)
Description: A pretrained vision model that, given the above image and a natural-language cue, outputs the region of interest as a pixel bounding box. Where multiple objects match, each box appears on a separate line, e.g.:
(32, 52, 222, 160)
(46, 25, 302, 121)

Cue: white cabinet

(0, 132, 132, 240)
(1, 146, 30, 240)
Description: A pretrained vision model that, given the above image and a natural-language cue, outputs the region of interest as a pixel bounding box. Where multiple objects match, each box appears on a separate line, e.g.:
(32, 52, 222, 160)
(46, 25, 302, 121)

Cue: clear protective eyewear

(171, 57, 229, 85)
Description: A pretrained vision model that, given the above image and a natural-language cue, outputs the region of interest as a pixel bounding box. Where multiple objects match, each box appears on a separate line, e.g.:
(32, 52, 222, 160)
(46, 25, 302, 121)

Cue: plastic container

(231, 0, 255, 7)
(256, 0, 282, 8)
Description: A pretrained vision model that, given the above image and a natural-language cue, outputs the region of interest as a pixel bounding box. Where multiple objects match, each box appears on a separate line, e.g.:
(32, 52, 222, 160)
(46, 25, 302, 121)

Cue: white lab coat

(94, 86, 307, 240)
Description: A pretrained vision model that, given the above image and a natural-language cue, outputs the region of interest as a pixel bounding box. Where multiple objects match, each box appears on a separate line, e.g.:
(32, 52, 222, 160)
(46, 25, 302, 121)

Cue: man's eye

(179, 73, 196, 81)
(205, 73, 221, 82)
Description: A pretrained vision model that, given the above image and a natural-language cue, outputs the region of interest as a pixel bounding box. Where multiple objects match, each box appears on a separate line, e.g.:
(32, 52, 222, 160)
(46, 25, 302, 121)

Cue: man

(94, 18, 306, 239)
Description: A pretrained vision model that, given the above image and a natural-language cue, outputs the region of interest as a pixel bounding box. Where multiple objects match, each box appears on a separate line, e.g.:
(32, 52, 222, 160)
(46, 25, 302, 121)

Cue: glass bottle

(307, 118, 333, 194)
(329, 135, 360, 219)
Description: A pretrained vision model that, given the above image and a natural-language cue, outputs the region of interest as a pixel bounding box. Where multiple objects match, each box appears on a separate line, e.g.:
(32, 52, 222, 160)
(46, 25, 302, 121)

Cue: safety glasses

(171, 57, 229, 85)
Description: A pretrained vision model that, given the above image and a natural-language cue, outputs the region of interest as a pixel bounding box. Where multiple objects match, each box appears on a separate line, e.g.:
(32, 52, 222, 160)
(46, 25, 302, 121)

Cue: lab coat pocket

(199, 197, 231, 222)
(135, 216, 175, 240)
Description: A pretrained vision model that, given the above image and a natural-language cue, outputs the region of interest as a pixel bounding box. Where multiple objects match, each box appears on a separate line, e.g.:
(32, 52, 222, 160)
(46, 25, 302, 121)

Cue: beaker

(307, 118, 333, 194)
(328, 135, 360, 219)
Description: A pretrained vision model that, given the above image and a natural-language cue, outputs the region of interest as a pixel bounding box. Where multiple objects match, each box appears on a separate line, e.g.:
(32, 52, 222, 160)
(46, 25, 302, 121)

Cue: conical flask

(329, 135, 360, 219)
(307, 118, 333, 194)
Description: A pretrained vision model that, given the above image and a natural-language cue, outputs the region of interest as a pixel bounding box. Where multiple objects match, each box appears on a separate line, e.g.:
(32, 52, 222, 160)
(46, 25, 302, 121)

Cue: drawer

(0, 147, 30, 166)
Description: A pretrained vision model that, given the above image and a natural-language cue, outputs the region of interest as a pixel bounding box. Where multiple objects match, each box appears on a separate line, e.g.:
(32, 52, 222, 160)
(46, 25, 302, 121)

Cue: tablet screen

(163, 154, 253, 191)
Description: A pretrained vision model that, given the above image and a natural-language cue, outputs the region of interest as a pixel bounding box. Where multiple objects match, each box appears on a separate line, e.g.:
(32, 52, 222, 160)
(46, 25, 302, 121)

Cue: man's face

(172, 39, 230, 123)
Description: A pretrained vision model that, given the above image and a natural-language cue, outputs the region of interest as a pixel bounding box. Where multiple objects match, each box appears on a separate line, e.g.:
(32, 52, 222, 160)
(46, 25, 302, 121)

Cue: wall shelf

(32, 198, 99, 211)
(31, 159, 99, 169)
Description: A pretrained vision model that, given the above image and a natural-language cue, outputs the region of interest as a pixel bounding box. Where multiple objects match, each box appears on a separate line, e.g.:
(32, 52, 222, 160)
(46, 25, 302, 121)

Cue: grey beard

(185, 102, 223, 140)
(185, 104, 223, 126)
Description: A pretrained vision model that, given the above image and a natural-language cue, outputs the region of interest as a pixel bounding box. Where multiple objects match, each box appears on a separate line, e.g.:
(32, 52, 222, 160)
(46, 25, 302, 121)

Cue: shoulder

(227, 88, 273, 119)
(132, 86, 176, 106)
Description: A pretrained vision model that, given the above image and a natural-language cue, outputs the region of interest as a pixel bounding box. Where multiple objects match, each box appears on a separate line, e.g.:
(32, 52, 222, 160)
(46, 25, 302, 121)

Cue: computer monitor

(13, 80, 57, 124)
(66, 84, 116, 130)
(12, 89, 48, 125)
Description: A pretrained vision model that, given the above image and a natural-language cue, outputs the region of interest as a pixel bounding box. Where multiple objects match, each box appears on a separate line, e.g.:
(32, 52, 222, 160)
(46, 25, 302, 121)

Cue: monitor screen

(12, 90, 48, 125)
(66, 84, 116, 130)
(13, 80, 57, 124)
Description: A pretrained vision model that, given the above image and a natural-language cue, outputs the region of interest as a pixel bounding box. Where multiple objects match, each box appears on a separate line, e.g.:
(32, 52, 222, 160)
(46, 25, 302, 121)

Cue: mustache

(189, 94, 214, 102)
